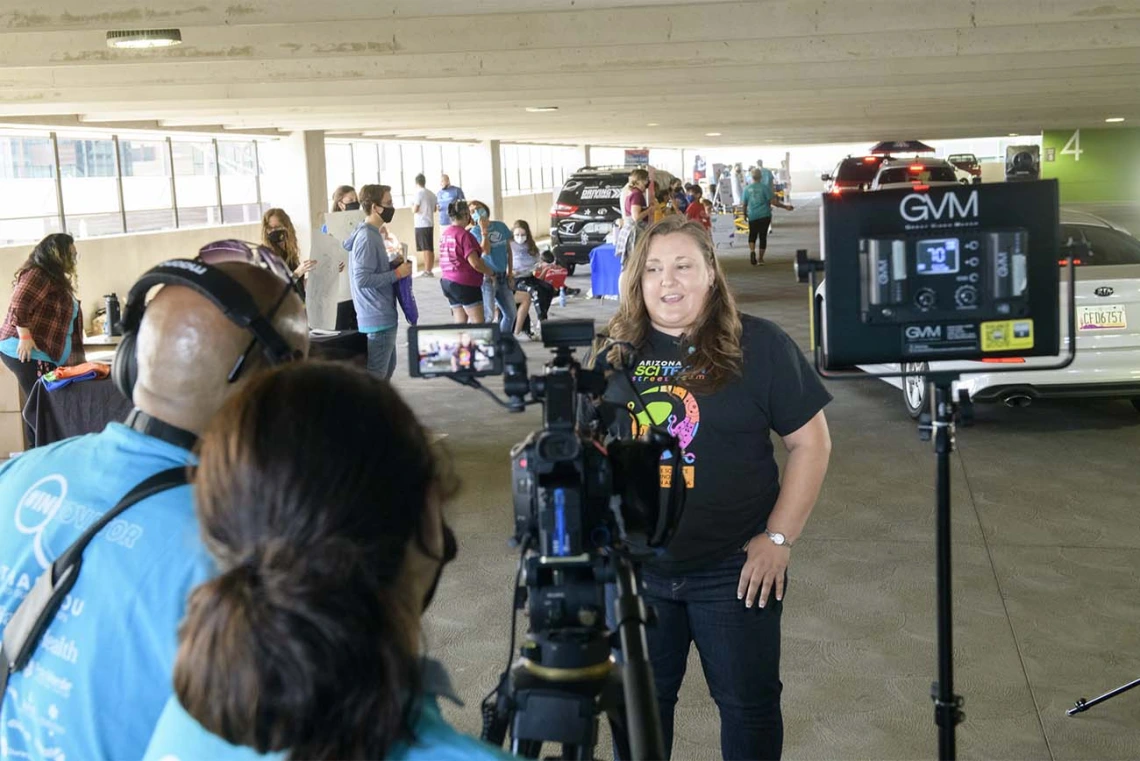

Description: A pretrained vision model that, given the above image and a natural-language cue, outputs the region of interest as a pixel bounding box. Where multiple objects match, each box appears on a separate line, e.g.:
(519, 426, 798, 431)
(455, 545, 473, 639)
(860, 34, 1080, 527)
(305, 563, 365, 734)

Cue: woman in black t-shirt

(595, 215, 832, 760)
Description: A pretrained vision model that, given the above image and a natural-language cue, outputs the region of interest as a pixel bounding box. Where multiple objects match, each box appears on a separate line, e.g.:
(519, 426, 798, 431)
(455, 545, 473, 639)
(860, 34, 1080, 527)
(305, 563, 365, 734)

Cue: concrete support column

(261, 130, 327, 260)
(488, 139, 504, 221)
(582, 144, 592, 168)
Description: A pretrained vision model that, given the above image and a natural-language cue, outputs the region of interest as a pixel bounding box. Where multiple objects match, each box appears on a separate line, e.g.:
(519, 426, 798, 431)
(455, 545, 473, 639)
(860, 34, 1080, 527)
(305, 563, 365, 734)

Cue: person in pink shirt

(437, 199, 493, 323)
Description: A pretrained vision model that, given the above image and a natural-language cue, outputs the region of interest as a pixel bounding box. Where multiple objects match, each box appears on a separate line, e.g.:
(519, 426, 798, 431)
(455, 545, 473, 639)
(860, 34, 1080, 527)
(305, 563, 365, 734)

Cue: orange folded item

(54, 362, 111, 381)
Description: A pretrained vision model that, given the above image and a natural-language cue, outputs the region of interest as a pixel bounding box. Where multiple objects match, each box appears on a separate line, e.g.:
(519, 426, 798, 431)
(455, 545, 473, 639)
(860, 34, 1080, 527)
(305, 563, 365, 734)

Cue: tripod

(1068, 677, 1140, 716)
(917, 374, 969, 760)
(483, 553, 665, 760)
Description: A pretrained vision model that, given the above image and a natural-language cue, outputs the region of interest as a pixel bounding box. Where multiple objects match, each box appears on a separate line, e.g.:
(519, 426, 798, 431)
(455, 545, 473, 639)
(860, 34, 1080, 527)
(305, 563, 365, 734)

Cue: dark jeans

(0, 352, 52, 447)
(365, 329, 398, 379)
(634, 552, 784, 760)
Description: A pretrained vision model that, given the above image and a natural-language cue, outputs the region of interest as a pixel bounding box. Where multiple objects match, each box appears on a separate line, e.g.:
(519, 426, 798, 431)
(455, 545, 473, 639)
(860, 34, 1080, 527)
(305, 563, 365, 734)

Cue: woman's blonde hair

(600, 215, 742, 393)
(261, 208, 300, 271)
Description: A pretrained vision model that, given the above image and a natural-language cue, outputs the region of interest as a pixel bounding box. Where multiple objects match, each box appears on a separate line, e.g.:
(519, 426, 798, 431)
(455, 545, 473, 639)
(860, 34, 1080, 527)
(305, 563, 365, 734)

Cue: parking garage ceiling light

(705, 132, 722, 137)
(525, 106, 559, 113)
(1105, 117, 1125, 123)
(106, 29, 183, 49)
(647, 122, 659, 127)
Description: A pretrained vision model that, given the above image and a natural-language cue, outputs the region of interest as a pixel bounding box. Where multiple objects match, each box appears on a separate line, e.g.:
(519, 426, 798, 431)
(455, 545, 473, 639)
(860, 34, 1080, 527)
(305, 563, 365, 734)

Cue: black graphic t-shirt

(600, 314, 832, 574)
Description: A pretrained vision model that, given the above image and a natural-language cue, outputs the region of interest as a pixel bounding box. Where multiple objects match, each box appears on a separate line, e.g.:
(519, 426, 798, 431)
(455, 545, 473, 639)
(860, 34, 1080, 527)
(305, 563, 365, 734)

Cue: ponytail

(174, 537, 419, 759)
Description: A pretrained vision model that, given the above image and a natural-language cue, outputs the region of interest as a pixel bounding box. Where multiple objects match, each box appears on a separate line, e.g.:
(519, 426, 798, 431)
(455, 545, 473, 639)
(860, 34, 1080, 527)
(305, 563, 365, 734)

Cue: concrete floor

(389, 201, 1140, 760)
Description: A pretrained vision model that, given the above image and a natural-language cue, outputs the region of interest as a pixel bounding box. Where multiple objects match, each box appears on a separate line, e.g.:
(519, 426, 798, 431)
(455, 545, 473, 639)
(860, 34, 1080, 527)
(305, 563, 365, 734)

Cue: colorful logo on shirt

(629, 360, 705, 489)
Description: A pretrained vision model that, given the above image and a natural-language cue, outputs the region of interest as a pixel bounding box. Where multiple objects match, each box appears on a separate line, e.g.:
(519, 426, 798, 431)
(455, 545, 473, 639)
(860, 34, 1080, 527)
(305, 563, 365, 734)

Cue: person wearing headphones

(142, 363, 512, 761)
(0, 256, 309, 761)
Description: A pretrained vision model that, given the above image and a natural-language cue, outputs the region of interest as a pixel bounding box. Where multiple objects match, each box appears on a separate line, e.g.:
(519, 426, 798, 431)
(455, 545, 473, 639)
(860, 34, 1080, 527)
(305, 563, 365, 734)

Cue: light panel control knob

(955, 285, 978, 307)
(915, 288, 937, 310)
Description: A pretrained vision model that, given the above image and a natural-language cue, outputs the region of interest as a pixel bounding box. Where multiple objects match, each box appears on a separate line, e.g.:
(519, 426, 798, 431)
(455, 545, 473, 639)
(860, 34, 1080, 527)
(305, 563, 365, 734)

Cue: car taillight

(978, 358, 1026, 363)
(862, 156, 878, 163)
(551, 203, 578, 217)
(912, 184, 930, 191)
(1058, 258, 1084, 266)
(909, 164, 924, 172)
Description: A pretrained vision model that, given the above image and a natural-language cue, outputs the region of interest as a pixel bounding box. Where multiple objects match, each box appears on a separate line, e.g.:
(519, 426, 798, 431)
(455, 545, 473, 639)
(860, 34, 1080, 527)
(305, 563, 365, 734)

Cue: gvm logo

(900, 190, 979, 223)
(905, 325, 941, 340)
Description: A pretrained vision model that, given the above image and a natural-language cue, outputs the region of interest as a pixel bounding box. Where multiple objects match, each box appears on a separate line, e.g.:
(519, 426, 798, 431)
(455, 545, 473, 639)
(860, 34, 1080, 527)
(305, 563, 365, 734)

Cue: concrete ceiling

(1, 0, 1139, 146)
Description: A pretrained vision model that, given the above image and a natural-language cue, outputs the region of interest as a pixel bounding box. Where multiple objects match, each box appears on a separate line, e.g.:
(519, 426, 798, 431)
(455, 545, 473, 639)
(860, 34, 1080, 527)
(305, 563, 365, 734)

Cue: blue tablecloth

(589, 243, 621, 297)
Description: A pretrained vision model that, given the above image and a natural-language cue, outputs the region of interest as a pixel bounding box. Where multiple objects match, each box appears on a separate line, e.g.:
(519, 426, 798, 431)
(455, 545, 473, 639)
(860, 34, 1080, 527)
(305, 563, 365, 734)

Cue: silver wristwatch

(765, 530, 792, 547)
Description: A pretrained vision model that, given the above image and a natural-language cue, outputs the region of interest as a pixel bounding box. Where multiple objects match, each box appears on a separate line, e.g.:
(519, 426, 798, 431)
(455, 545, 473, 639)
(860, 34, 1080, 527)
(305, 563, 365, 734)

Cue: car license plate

(584, 222, 612, 234)
(1078, 304, 1128, 331)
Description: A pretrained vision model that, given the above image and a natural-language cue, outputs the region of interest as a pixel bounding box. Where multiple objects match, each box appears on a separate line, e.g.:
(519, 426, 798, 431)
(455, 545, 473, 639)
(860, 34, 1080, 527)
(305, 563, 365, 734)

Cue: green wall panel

(1041, 128, 1140, 204)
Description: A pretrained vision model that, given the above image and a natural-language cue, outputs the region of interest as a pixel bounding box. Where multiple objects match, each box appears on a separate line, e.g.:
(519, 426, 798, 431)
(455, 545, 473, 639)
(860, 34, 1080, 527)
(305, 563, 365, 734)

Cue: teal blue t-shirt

(743, 181, 775, 221)
(142, 660, 514, 761)
(0, 422, 213, 761)
(471, 221, 511, 274)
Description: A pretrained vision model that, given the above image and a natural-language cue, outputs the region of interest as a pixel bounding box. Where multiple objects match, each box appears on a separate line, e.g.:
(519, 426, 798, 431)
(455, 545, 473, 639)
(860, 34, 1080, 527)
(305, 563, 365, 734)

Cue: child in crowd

(685, 185, 711, 232)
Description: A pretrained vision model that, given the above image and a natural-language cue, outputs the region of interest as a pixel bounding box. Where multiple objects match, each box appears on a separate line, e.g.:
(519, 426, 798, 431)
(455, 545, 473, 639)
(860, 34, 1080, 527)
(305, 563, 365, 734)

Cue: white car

(870, 158, 962, 192)
(814, 210, 1140, 417)
(863, 210, 1140, 416)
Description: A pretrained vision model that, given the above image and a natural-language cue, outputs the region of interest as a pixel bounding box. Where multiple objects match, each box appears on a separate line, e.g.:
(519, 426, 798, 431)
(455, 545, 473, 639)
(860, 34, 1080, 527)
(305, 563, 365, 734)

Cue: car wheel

(903, 362, 929, 419)
(565, 263, 576, 276)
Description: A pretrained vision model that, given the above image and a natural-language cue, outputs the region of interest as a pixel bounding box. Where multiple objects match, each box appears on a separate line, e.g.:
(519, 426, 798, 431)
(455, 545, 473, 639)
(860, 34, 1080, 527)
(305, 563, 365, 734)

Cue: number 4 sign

(1061, 129, 1083, 161)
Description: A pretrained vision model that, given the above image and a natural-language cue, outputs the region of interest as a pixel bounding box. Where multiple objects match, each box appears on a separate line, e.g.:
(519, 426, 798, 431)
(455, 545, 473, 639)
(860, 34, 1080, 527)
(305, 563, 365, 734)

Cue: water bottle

(559, 287, 566, 308)
(104, 293, 121, 337)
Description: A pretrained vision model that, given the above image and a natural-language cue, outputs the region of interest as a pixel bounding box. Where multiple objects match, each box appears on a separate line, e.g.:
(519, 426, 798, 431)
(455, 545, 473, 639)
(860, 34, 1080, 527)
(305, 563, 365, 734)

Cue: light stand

(1068, 677, 1140, 716)
(918, 374, 969, 759)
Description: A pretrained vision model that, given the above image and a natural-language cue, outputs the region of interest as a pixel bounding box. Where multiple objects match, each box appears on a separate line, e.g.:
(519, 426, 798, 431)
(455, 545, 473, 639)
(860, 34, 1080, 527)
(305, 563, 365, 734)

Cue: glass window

(1076, 226, 1140, 266)
(353, 142, 380, 187)
(541, 146, 554, 190)
(502, 144, 518, 194)
(423, 145, 443, 192)
(172, 140, 221, 229)
(442, 144, 461, 188)
(120, 139, 174, 233)
(218, 140, 260, 225)
(325, 143, 354, 202)
(0, 134, 62, 245)
(518, 145, 534, 192)
(381, 143, 405, 206)
(400, 143, 422, 208)
(58, 135, 123, 237)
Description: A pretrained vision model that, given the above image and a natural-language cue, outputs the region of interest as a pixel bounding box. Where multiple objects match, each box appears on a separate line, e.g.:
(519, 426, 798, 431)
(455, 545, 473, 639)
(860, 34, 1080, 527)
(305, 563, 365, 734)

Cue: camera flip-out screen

(408, 324, 502, 377)
(817, 180, 1061, 368)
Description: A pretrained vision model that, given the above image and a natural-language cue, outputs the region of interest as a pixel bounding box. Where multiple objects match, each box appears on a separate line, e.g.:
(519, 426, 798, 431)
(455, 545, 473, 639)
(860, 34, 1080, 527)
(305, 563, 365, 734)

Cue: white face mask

(514, 233, 528, 244)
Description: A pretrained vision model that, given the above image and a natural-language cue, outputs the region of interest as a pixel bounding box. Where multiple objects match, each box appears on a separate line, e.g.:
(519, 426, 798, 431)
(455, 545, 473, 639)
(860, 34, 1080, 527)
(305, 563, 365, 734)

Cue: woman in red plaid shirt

(0, 233, 85, 401)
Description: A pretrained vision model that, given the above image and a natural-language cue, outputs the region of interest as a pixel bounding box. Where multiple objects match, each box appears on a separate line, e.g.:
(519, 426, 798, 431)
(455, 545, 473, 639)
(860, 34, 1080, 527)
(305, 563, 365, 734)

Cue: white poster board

(711, 213, 735, 250)
(306, 210, 362, 330)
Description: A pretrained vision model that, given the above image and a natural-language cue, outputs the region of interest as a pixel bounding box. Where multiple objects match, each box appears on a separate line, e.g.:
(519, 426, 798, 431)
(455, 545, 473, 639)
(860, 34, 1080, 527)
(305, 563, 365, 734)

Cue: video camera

(407, 320, 685, 760)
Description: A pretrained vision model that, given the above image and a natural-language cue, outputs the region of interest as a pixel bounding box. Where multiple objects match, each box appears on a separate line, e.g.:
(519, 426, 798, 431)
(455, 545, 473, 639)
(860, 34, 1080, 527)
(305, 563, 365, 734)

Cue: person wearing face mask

(590, 215, 832, 760)
(261, 209, 317, 299)
(342, 184, 412, 379)
(508, 220, 554, 337)
(331, 185, 361, 213)
(467, 200, 515, 335)
(142, 363, 513, 761)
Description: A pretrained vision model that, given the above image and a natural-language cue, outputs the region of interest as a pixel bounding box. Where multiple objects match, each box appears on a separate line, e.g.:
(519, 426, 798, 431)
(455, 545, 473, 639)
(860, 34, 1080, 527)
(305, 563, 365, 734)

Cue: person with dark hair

(141, 363, 511, 761)
(0, 261, 309, 761)
(343, 184, 412, 379)
(685, 184, 711, 232)
(509, 220, 554, 332)
(592, 215, 832, 760)
(742, 167, 794, 266)
(622, 168, 651, 229)
(467, 200, 515, 334)
(262, 208, 318, 298)
(411, 173, 438, 277)
(330, 185, 360, 212)
(670, 177, 689, 213)
(438, 198, 493, 324)
(437, 174, 464, 227)
(0, 233, 85, 408)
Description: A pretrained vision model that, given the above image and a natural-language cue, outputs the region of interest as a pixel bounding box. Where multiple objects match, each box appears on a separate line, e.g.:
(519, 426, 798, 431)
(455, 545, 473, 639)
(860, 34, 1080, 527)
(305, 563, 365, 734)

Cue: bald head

(133, 262, 309, 434)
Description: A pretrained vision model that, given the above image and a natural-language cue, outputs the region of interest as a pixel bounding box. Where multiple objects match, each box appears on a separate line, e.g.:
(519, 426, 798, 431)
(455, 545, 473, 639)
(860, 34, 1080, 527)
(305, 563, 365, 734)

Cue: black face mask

(342, 201, 361, 211)
(267, 229, 288, 247)
(422, 523, 457, 612)
(380, 206, 396, 224)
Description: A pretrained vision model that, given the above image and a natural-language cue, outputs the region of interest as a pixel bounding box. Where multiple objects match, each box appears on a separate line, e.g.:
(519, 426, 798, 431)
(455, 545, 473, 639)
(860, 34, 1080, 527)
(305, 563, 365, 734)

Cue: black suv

(549, 167, 628, 274)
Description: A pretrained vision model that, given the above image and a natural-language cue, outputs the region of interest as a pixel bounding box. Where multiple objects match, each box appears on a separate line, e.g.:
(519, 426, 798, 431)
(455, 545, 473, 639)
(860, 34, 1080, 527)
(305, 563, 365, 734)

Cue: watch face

(768, 531, 786, 545)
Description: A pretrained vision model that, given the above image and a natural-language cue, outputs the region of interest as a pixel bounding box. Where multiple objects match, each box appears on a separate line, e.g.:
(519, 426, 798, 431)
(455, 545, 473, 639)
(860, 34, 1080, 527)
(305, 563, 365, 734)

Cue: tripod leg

(1068, 677, 1140, 716)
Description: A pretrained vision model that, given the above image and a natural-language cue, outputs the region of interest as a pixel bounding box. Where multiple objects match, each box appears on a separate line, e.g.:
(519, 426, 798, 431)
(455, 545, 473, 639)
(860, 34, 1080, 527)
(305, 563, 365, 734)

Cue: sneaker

(750, 251, 757, 266)
(515, 333, 532, 342)
(757, 259, 766, 266)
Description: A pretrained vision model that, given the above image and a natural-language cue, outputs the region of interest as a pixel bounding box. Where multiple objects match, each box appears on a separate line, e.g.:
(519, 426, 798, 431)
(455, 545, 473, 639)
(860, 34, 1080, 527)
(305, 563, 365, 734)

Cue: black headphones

(112, 258, 301, 400)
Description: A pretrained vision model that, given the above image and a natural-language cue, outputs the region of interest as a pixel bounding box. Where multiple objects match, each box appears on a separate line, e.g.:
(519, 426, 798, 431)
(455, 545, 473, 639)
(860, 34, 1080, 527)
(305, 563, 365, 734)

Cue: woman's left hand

(295, 259, 318, 277)
(737, 534, 790, 609)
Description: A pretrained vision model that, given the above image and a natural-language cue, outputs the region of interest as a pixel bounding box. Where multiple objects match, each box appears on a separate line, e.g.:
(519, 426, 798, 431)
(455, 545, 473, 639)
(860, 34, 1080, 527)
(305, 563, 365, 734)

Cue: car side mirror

(820, 173, 832, 182)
